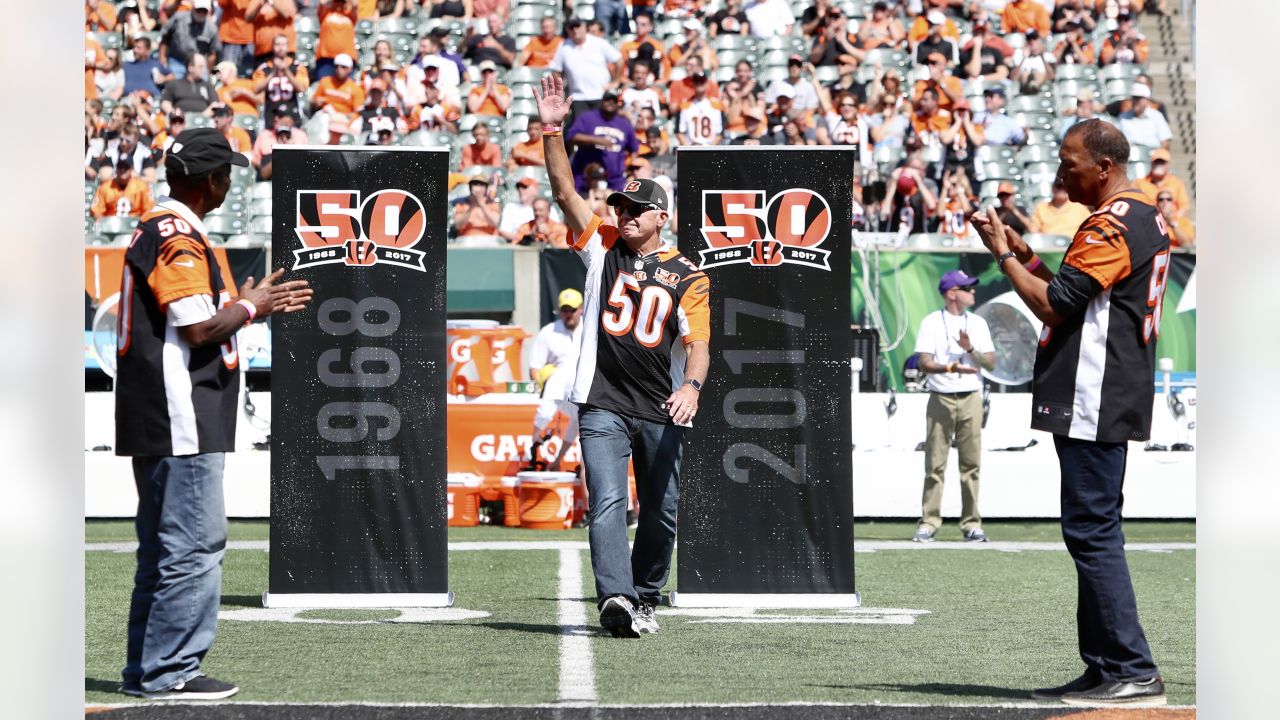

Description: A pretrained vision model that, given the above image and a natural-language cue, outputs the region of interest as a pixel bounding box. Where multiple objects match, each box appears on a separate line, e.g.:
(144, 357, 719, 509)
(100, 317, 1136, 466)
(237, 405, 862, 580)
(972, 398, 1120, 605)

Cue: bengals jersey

(1033, 189, 1171, 443)
(115, 199, 241, 457)
(570, 216, 711, 425)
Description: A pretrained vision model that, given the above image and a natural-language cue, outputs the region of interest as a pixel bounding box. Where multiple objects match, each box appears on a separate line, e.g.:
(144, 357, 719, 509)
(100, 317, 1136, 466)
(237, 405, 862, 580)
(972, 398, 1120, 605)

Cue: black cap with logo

(164, 127, 249, 176)
(606, 178, 669, 212)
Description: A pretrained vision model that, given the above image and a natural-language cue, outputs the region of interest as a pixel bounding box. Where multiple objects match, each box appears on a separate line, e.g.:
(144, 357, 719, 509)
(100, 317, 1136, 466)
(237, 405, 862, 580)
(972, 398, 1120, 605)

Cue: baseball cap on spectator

(169, 109, 185, 123)
(428, 26, 451, 38)
(774, 84, 796, 98)
(334, 54, 354, 69)
(271, 103, 294, 118)
(164, 127, 249, 175)
(211, 104, 232, 117)
(214, 60, 236, 75)
(788, 54, 804, 66)
(1117, 12, 1133, 22)
(602, 88, 621, 101)
(938, 269, 979, 294)
(607, 177, 669, 212)
(1150, 148, 1171, 163)
(468, 175, 490, 186)
(682, 18, 702, 31)
(997, 181, 1017, 196)
(478, 60, 498, 73)
(741, 105, 764, 121)
(516, 176, 539, 188)
(690, 71, 708, 84)
(1131, 84, 1151, 99)
(565, 17, 585, 29)
(1077, 89, 1095, 102)
(872, 0, 888, 9)
(192, 0, 211, 10)
(983, 86, 1006, 97)
(926, 10, 946, 25)
(1025, 29, 1040, 41)
(558, 288, 584, 310)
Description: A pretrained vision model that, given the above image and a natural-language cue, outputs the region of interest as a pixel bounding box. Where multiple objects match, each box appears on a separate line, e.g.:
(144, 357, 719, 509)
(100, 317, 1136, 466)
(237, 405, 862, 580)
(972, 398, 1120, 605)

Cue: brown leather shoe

(1060, 676, 1166, 706)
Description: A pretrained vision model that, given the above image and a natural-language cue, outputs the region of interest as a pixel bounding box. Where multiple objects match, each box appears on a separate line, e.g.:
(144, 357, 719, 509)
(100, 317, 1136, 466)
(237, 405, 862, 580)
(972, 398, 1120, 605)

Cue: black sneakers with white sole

(141, 675, 240, 700)
(599, 595, 641, 638)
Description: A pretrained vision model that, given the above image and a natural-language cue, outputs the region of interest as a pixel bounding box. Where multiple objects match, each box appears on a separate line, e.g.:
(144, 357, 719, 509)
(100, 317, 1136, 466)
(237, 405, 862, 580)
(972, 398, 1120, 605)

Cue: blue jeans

(123, 453, 228, 693)
(593, 0, 630, 36)
(166, 57, 187, 80)
(1055, 435, 1159, 682)
(314, 57, 336, 80)
(578, 404, 683, 607)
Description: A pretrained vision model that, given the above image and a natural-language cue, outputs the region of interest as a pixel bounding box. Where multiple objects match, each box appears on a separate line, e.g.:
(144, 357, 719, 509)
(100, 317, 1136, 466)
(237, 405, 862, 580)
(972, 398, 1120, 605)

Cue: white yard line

(556, 547, 597, 705)
(84, 539, 1194, 553)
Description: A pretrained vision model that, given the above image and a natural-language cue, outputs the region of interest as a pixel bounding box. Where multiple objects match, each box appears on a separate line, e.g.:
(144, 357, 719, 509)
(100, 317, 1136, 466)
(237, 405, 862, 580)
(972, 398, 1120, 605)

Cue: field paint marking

(87, 700, 1197, 709)
(557, 547, 597, 705)
(218, 607, 489, 625)
(664, 607, 929, 626)
(85, 539, 1193, 553)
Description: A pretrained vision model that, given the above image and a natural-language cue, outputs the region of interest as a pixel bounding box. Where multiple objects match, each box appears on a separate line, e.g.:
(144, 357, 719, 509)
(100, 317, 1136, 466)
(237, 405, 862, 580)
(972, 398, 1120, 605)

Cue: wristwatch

(684, 378, 702, 392)
(996, 251, 1018, 273)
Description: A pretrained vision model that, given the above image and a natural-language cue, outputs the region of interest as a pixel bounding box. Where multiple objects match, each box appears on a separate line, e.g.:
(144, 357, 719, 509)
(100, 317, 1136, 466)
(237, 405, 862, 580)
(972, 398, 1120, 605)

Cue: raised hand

(532, 74, 572, 127)
(239, 268, 313, 318)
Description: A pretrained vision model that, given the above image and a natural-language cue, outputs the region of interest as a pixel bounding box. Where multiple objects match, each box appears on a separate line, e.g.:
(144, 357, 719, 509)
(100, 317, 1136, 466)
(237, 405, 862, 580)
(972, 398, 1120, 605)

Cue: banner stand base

(262, 591, 455, 609)
(669, 592, 861, 609)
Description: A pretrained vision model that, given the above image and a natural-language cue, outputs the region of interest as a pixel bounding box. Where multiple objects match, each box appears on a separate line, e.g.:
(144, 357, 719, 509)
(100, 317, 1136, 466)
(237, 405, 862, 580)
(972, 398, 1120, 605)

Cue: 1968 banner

(268, 146, 450, 606)
(675, 147, 857, 606)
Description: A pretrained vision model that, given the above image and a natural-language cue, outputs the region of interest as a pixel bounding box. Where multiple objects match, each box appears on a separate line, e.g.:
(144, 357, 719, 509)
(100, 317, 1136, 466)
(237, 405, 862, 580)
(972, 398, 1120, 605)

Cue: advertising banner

(268, 146, 450, 607)
(674, 147, 858, 607)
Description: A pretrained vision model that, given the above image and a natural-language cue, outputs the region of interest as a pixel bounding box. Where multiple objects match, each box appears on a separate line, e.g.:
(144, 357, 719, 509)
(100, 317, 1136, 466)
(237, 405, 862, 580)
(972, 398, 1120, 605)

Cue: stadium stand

(85, 0, 1196, 249)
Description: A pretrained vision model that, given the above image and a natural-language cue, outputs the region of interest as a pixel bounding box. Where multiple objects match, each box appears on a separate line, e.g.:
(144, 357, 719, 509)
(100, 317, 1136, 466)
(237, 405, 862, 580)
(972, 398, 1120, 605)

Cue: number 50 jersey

(569, 216, 711, 424)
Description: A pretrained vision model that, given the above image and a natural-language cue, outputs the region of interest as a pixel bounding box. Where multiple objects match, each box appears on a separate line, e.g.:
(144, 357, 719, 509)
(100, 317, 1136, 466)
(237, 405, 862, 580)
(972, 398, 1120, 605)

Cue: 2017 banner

(268, 146, 450, 607)
(674, 147, 858, 607)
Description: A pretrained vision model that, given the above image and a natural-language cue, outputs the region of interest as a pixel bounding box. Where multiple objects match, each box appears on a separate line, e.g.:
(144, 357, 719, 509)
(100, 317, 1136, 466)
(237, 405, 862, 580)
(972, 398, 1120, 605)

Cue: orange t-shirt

(1134, 174, 1192, 216)
(510, 138, 545, 167)
(405, 101, 461, 131)
(218, 0, 255, 44)
(218, 78, 260, 116)
(621, 37, 667, 77)
(454, 202, 501, 236)
(460, 142, 502, 169)
(317, 5, 358, 60)
(315, 76, 365, 116)
(85, 34, 103, 100)
(910, 108, 952, 136)
(1001, 1, 1051, 36)
(254, 4, 297, 57)
(91, 177, 155, 219)
(1101, 33, 1149, 65)
(1054, 39, 1097, 65)
(358, 0, 379, 18)
(668, 78, 720, 112)
(467, 85, 511, 117)
(85, 1, 118, 31)
(907, 17, 960, 45)
(515, 219, 569, 248)
(520, 36, 563, 68)
(222, 125, 253, 153)
(912, 77, 964, 111)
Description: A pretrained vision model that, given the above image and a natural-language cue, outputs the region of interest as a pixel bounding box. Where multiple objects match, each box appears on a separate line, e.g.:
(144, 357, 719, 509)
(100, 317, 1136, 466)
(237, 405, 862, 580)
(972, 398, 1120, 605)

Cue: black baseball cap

(607, 178, 669, 212)
(164, 127, 249, 175)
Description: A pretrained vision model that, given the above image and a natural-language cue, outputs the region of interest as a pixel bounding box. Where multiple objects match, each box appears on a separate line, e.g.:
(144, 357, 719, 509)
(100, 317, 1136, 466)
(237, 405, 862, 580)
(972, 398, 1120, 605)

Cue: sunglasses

(617, 202, 659, 217)
(839, 102, 857, 108)
(1157, 196, 1174, 203)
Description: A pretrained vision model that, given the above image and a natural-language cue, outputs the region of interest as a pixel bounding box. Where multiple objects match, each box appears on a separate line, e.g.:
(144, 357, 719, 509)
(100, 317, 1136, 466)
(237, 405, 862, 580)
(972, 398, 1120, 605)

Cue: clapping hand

(239, 269, 313, 318)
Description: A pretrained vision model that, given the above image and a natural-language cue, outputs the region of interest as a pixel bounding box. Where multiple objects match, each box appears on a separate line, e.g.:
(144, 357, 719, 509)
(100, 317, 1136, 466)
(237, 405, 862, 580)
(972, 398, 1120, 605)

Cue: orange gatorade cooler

(500, 475, 522, 527)
(447, 473, 484, 527)
(446, 322, 530, 396)
(517, 471, 578, 530)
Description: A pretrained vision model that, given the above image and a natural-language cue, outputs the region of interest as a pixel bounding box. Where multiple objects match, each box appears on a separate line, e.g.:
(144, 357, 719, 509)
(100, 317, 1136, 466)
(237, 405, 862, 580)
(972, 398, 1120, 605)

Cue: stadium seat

(1054, 64, 1096, 82)
(1022, 162, 1057, 184)
(95, 216, 138, 236)
(205, 215, 247, 236)
(982, 162, 1018, 181)
(231, 165, 255, 186)
(249, 198, 273, 218)
(85, 234, 110, 246)
(513, 5, 555, 21)
(513, 19, 541, 37)
(1100, 63, 1143, 82)
(717, 49, 754, 68)
(378, 17, 419, 35)
(507, 67, 551, 85)
(1025, 128, 1059, 146)
(976, 145, 1016, 163)
(1023, 233, 1071, 251)
(714, 35, 754, 51)
(1009, 95, 1053, 113)
(510, 83, 536, 100)
(1017, 145, 1057, 165)
(815, 66, 842, 84)
(249, 216, 273, 235)
(221, 234, 261, 248)
(236, 115, 259, 134)
(251, 181, 272, 200)
(295, 16, 320, 35)
(508, 98, 537, 117)
(1129, 145, 1153, 163)
(112, 233, 135, 245)
(357, 19, 376, 37)
(1013, 112, 1055, 131)
(713, 66, 736, 84)
(863, 48, 909, 70)
(187, 115, 212, 129)
(209, 199, 247, 219)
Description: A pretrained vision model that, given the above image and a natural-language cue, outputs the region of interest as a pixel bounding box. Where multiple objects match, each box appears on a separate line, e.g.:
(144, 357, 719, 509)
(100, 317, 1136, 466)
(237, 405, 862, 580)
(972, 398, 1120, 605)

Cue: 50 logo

(699, 189, 833, 271)
(293, 189, 429, 272)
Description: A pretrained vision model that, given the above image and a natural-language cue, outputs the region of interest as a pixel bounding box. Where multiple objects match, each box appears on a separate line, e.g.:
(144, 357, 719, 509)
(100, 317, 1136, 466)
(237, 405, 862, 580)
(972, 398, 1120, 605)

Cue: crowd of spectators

(85, 0, 1193, 248)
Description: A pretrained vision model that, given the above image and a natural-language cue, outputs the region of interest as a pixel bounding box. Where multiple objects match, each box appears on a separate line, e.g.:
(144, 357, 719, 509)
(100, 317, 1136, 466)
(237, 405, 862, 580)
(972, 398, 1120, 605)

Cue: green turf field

(85, 520, 1195, 708)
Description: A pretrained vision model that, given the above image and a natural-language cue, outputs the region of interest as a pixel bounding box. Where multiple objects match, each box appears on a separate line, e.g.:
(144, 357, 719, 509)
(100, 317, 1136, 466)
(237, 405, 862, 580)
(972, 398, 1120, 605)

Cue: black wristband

(997, 251, 1018, 273)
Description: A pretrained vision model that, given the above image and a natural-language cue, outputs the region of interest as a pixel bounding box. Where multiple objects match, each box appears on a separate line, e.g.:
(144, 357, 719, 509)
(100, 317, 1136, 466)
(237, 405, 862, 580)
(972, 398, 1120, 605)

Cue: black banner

(539, 248, 587, 326)
(676, 147, 856, 599)
(269, 147, 449, 601)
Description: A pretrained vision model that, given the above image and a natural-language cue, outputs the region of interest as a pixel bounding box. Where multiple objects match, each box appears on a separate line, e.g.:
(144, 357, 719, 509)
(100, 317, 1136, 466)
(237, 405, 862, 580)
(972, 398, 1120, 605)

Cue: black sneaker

(634, 601, 660, 634)
(599, 595, 640, 638)
(1030, 671, 1102, 700)
(1061, 676, 1166, 707)
(142, 675, 240, 700)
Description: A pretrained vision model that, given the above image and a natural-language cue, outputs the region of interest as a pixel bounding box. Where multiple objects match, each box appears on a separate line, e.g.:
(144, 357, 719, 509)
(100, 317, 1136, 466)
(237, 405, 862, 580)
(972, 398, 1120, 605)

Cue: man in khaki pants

(911, 270, 996, 543)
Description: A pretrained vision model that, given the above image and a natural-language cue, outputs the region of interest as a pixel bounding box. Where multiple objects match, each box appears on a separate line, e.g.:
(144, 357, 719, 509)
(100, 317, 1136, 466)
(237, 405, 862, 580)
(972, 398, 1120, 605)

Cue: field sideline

(86, 520, 1195, 716)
